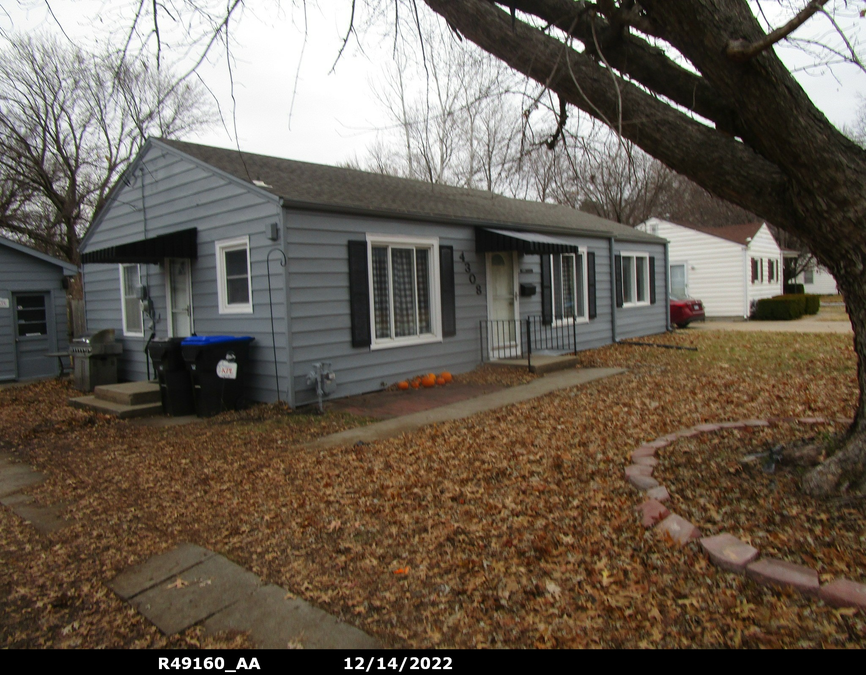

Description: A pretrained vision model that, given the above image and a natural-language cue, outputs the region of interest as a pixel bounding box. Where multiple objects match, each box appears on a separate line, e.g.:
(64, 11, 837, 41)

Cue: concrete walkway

(309, 367, 626, 449)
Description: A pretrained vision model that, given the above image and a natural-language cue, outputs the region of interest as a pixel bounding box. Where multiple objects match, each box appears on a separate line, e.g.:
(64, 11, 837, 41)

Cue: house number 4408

(458, 252, 483, 295)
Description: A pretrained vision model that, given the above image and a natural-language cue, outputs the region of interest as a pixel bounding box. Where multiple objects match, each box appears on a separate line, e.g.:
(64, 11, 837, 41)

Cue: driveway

(691, 304, 852, 334)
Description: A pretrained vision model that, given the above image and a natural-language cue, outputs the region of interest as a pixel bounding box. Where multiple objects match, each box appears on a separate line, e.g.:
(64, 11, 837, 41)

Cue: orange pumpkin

(422, 374, 436, 387)
(436, 376, 446, 386)
(411, 379, 421, 389)
(397, 381, 409, 390)
(440, 372, 453, 383)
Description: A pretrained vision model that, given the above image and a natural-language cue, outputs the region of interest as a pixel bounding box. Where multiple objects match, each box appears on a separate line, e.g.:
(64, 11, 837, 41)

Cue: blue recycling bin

(181, 335, 255, 417)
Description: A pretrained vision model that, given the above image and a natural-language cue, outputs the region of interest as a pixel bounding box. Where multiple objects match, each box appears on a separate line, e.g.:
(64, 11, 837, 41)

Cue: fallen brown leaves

(1, 330, 864, 648)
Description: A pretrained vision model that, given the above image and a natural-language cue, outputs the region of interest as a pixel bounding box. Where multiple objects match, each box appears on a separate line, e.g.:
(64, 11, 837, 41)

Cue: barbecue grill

(71, 329, 123, 391)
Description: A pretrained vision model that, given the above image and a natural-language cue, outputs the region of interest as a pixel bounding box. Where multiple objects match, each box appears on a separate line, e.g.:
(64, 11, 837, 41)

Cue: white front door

(167, 259, 193, 337)
(487, 251, 519, 357)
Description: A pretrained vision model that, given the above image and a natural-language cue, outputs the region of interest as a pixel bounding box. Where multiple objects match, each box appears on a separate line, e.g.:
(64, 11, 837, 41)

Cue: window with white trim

(367, 235, 440, 347)
(621, 253, 650, 306)
(550, 251, 588, 321)
(119, 264, 144, 336)
(216, 236, 252, 314)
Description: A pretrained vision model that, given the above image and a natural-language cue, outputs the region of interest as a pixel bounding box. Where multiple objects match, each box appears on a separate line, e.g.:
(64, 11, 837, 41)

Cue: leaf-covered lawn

(1, 330, 864, 648)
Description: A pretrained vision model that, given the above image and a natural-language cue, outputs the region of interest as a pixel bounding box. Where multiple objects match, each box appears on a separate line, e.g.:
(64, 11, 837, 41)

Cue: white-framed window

(119, 264, 144, 336)
(367, 234, 441, 349)
(621, 253, 650, 306)
(550, 251, 589, 322)
(215, 236, 252, 314)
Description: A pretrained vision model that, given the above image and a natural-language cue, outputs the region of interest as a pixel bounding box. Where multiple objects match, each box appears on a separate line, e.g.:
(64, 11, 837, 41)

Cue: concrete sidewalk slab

(128, 555, 263, 635)
(111, 543, 380, 648)
(203, 584, 380, 649)
(109, 543, 216, 600)
(0, 464, 45, 498)
(310, 367, 625, 449)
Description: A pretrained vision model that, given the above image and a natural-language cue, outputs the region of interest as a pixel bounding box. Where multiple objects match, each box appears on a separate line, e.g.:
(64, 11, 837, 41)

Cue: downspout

(743, 246, 749, 319)
(665, 242, 671, 332)
(609, 237, 618, 343)
(279, 201, 294, 407)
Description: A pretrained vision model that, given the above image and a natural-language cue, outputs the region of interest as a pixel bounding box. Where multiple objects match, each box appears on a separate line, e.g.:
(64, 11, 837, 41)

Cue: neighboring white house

(782, 251, 839, 295)
(637, 218, 783, 318)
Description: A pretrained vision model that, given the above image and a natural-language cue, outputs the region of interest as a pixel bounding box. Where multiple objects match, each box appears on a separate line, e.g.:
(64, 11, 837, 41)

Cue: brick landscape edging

(627, 417, 866, 611)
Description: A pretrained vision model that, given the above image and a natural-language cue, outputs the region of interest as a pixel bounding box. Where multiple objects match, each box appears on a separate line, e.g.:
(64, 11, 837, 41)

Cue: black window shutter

(439, 246, 456, 338)
(587, 251, 597, 319)
(348, 240, 371, 347)
(614, 253, 623, 308)
(541, 254, 553, 325)
(649, 256, 657, 305)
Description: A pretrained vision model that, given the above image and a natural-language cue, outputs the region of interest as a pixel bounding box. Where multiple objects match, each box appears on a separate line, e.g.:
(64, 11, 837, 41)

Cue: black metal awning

(80, 228, 198, 264)
(475, 227, 581, 255)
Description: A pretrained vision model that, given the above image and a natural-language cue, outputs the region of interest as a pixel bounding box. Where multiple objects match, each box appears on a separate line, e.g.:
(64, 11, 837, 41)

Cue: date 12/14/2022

(345, 657, 452, 672)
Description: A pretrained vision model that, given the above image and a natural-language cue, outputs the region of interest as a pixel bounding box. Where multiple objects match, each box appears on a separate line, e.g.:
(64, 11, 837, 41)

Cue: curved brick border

(627, 417, 866, 611)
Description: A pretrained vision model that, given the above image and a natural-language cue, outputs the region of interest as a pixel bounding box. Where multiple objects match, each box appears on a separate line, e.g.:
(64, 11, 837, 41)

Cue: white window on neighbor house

(767, 259, 777, 283)
(367, 234, 440, 348)
(551, 251, 588, 322)
(621, 253, 650, 306)
(804, 266, 814, 285)
(216, 236, 252, 314)
(119, 264, 144, 336)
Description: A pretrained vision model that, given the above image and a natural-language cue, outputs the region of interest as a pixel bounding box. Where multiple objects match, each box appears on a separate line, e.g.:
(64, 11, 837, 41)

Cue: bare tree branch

(726, 0, 831, 62)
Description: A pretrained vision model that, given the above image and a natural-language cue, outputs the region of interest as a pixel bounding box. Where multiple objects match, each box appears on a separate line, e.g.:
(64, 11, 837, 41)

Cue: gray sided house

(79, 138, 668, 408)
(0, 237, 77, 381)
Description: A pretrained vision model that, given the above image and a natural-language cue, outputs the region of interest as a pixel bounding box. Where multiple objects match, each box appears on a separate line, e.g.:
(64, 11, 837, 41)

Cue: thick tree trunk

(424, 0, 866, 494)
(801, 270, 866, 496)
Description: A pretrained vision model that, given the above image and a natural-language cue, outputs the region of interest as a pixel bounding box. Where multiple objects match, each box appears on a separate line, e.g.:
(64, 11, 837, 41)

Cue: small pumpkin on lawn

(439, 372, 453, 383)
(422, 373, 436, 387)
(436, 376, 446, 386)
(397, 381, 410, 391)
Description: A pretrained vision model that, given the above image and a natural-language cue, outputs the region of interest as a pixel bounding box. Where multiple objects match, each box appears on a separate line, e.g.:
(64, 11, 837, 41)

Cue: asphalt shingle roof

(156, 138, 663, 244)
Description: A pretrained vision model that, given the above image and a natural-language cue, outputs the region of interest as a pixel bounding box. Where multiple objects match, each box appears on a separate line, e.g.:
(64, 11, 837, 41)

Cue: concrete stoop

(489, 354, 583, 374)
(109, 543, 380, 649)
(70, 381, 163, 419)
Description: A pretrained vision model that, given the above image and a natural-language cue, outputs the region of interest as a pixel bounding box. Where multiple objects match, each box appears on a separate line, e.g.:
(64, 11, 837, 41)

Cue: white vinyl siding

(637, 219, 746, 317)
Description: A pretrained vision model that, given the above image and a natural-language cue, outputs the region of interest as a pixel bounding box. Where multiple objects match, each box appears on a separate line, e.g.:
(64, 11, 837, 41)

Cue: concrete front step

(489, 354, 583, 374)
(70, 395, 163, 419)
(93, 381, 161, 406)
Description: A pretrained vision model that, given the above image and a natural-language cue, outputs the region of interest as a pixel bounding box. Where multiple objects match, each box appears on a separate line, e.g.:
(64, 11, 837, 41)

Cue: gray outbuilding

(0, 237, 77, 381)
(79, 138, 669, 408)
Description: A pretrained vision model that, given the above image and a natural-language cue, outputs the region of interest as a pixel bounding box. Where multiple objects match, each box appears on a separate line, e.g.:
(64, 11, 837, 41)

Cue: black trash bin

(147, 337, 195, 416)
(181, 335, 255, 417)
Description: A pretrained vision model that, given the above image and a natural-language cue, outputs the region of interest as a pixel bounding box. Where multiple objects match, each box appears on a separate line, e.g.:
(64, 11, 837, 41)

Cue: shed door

(167, 259, 194, 337)
(13, 293, 54, 379)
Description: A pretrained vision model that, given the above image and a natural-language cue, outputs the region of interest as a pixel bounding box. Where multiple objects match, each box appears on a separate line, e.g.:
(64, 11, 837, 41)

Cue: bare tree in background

(0, 33, 215, 265)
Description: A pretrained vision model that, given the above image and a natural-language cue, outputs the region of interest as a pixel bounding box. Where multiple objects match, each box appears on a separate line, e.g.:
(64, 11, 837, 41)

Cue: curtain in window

(372, 247, 391, 339)
(562, 254, 576, 318)
(391, 248, 416, 338)
(416, 249, 431, 334)
(622, 256, 634, 303)
(636, 256, 647, 302)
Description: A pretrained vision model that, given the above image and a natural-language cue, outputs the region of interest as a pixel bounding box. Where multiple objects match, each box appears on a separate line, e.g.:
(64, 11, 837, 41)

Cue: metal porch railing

(480, 316, 579, 370)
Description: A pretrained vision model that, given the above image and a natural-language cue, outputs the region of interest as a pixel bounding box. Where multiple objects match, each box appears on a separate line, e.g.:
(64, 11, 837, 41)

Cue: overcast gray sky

(3, 1, 865, 166)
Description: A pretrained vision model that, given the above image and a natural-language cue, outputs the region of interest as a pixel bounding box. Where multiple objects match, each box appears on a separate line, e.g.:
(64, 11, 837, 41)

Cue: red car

(670, 295, 706, 328)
